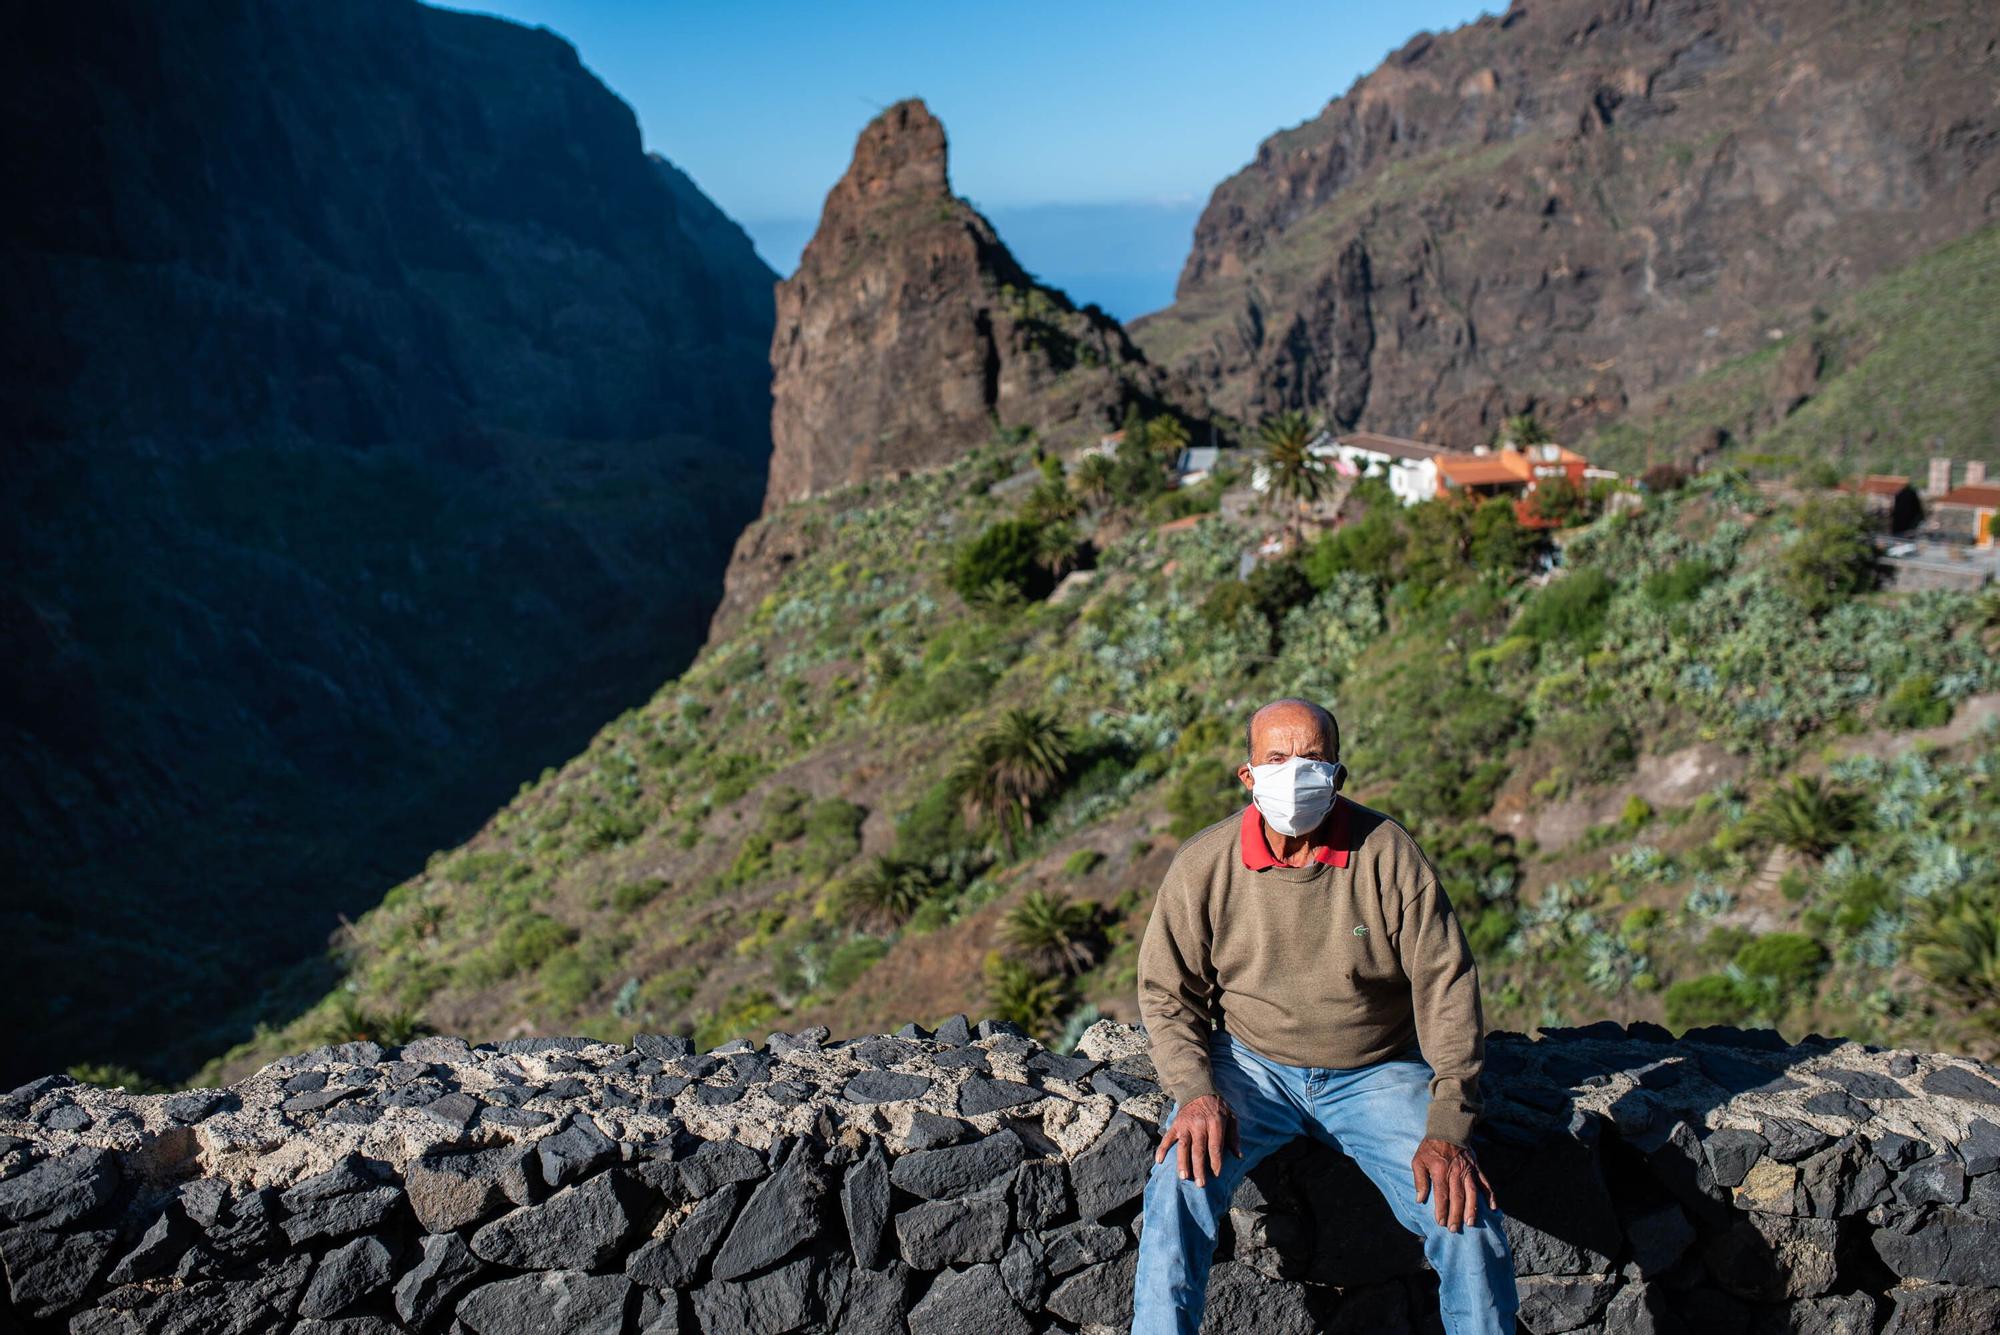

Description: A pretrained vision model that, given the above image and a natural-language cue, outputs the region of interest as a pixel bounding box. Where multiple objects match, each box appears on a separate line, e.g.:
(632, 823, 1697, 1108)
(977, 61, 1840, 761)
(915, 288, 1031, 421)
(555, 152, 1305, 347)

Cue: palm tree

(1020, 477, 1079, 527)
(952, 708, 1074, 859)
(1004, 890, 1102, 975)
(1907, 886, 2000, 1042)
(1739, 775, 1868, 860)
(839, 856, 935, 928)
(1034, 521, 1081, 580)
(983, 951, 1070, 1038)
(1499, 413, 1549, 447)
(1071, 453, 1115, 511)
(1148, 415, 1192, 464)
(1257, 410, 1327, 532)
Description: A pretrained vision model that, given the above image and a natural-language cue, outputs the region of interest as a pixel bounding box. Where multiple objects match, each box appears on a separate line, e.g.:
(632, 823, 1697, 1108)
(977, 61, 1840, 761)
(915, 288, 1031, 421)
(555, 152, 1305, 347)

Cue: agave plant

(1738, 775, 1868, 860)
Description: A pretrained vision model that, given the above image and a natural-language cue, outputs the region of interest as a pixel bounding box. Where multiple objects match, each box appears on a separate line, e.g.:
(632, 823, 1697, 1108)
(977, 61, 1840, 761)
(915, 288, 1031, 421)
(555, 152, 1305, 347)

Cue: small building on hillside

(1434, 443, 1591, 528)
(1932, 481, 2000, 547)
(1173, 445, 1222, 486)
(1247, 429, 1451, 505)
(1843, 474, 1921, 533)
(1321, 430, 1449, 505)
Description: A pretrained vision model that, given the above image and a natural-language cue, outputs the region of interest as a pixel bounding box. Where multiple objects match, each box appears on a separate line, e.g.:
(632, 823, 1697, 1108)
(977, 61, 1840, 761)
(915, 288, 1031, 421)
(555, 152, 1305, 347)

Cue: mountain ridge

(1134, 0, 2000, 468)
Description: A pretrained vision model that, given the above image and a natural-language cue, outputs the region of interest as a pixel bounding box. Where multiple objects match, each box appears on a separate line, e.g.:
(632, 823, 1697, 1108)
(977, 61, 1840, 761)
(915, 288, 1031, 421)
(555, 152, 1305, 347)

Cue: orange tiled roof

(1436, 452, 1532, 486)
(1936, 483, 2000, 509)
(1852, 474, 1911, 496)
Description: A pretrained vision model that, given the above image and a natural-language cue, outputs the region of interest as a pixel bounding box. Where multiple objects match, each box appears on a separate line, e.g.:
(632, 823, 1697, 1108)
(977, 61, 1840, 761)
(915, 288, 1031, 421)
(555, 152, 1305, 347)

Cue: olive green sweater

(1136, 801, 1487, 1145)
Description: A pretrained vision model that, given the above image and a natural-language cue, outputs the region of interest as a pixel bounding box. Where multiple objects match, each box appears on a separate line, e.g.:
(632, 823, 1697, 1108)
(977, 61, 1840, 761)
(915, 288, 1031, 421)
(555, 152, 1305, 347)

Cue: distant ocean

(744, 199, 1202, 324)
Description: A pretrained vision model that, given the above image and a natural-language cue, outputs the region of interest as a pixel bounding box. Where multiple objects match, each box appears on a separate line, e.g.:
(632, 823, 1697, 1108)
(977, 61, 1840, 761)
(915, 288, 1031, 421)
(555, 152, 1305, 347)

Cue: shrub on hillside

(1878, 673, 1952, 730)
(1664, 974, 1752, 1029)
(949, 519, 1050, 604)
(1733, 932, 1828, 1000)
(1642, 557, 1716, 607)
(1516, 568, 1614, 645)
(497, 913, 575, 976)
(1780, 497, 1876, 614)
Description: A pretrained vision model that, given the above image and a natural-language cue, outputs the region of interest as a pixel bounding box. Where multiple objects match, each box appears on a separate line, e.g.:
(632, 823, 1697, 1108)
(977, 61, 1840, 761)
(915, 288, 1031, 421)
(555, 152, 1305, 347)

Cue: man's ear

(1236, 763, 1255, 792)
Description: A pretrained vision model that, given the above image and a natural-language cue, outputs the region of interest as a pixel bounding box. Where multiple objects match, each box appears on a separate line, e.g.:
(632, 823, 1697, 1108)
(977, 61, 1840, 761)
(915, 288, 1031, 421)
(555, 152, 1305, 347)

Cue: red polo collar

(1239, 798, 1351, 870)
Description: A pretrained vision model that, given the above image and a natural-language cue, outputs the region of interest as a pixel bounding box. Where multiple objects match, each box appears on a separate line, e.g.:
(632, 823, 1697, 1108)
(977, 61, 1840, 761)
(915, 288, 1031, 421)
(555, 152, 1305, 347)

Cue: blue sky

(448, 1, 1497, 316)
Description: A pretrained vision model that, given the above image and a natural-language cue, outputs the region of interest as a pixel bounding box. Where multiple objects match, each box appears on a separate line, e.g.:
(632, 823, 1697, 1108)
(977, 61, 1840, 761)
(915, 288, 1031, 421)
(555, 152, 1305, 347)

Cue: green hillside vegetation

(1586, 225, 2000, 478)
(201, 422, 2000, 1083)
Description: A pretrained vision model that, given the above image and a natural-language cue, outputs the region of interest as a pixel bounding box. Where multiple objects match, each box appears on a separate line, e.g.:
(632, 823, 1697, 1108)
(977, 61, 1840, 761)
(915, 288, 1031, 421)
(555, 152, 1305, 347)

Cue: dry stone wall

(4, 1019, 2000, 1333)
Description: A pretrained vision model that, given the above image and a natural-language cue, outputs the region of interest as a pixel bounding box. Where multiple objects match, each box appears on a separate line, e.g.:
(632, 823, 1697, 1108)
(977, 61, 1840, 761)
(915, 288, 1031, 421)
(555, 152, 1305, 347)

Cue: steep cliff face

(1133, 0, 2000, 458)
(0, 1, 775, 1081)
(764, 100, 1191, 511)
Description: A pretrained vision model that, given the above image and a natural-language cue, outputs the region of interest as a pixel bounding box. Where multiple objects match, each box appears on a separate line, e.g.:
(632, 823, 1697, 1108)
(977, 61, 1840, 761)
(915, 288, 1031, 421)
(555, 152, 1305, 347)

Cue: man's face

(1236, 704, 1334, 792)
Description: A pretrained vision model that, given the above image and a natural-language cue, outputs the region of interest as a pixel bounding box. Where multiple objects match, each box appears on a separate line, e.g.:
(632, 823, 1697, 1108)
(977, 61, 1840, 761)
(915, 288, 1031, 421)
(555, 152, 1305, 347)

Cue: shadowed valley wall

(0, 1, 777, 1083)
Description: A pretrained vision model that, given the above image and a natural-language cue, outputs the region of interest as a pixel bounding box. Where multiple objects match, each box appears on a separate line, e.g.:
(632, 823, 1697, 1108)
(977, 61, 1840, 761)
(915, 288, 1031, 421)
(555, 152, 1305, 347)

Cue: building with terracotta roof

(1429, 443, 1590, 524)
(1932, 481, 2000, 547)
(1843, 474, 1920, 532)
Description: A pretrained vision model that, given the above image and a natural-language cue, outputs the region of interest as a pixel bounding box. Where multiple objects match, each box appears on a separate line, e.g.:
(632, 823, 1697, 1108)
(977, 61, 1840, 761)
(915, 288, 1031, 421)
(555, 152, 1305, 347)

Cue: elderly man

(1130, 698, 1518, 1334)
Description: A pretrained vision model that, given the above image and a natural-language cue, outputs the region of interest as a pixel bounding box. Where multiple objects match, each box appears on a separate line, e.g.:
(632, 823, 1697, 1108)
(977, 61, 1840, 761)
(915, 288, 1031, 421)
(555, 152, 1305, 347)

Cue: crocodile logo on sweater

(1353, 925, 1369, 937)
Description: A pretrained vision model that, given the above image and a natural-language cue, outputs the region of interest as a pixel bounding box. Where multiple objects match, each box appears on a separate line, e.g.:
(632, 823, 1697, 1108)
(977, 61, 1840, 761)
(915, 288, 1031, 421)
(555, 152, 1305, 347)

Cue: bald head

(1244, 698, 1340, 766)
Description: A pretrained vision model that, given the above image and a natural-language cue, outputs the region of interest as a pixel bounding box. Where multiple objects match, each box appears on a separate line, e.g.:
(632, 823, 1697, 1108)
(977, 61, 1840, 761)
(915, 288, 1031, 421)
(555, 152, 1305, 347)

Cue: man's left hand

(1411, 1137, 1496, 1232)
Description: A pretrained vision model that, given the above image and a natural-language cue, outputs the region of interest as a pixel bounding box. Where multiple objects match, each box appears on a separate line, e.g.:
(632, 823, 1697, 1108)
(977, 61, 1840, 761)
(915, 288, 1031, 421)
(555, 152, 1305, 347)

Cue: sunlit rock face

(765, 98, 1196, 513)
(1135, 0, 2000, 451)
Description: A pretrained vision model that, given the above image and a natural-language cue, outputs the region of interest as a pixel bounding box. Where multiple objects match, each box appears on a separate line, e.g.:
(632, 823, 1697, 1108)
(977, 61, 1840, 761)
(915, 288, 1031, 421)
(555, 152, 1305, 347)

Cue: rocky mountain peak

(835, 97, 950, 205)
(763, 100, 1197, 513)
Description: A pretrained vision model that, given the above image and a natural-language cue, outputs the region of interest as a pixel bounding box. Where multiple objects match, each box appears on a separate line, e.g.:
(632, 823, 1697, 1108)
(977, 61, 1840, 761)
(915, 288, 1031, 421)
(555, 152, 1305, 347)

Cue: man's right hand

(1154, 1093, 1241, 1187)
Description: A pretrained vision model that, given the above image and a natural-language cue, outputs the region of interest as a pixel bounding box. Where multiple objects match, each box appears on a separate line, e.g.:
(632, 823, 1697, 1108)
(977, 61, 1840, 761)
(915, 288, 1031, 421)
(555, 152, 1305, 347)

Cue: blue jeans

(1131, 1031, 1518, 1334)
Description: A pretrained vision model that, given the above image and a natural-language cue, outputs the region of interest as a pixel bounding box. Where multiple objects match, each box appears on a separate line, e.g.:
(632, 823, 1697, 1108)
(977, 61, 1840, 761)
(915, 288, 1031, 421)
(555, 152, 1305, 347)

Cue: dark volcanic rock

(691, 1251, 848, 1335)
(1071, 1114, 1154, 1219)
(841, 1141, 891, 1269)
(910, 1260, 1035, 1335)
(1013, 1157, 1069, 1229)
(0, 1225, 119, 1319)
(1517, 1274, 1618, 1332)
(1704, 1129, 1769, 1188)
(1921, 1066, 2000, 1106)
(394, 1232, 487, 1331)
(457, 1270, 633, 1335)
(1871, 1208, 2000, 1286)
(469, 1172, 645, 1272)
(890, 1129, 1027, 1200)
(537, 1113, 618, 1189)
(625, 1181, 747, 1290)
(298, 1235, 394, 1319)
(0, 1146, 118, 1228)
(405, 1143, 535, 1234)
(895, 1191, 1010, 1269)
(956, 1076, 1046, 1116)
(1044, 1250, 1138, 1329)
(843, 1071, 934, 1104)
(901, 1110, 973, 1151)
(708, 1138, 829, 1281)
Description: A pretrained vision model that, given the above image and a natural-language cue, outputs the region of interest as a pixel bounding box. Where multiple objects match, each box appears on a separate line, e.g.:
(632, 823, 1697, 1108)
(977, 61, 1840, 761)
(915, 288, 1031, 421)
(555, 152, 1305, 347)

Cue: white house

(1173, 445, 1222, 486)
(1249, 430, 1448, 506)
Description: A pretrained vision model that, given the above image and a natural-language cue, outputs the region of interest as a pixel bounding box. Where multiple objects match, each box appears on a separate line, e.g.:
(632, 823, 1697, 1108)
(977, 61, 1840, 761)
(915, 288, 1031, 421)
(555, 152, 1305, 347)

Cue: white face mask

(1248, 755, 1342, 837)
